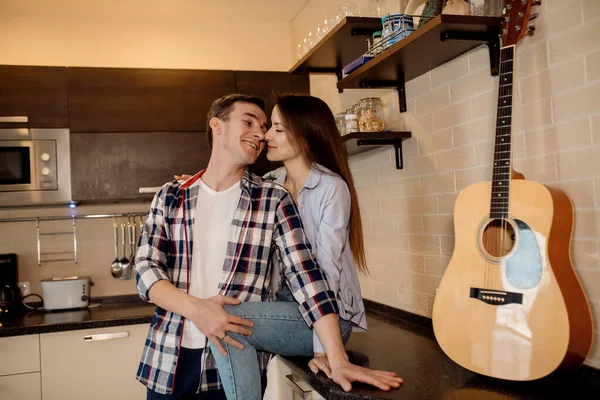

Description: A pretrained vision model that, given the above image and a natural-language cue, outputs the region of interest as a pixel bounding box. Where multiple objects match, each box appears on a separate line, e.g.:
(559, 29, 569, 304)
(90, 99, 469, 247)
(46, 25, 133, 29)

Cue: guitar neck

(490, 45, 516, 219)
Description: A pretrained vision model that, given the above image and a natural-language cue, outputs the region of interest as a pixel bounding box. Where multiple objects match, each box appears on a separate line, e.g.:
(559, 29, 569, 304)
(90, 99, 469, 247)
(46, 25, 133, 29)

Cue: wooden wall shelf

(337, 15, 503, 112)
(289, 17, 382, 76)
(343, 131, 411, 169)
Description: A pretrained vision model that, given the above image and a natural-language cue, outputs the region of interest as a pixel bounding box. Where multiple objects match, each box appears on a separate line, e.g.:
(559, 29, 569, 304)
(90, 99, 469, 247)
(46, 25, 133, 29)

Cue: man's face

(212, 102, 268, 166)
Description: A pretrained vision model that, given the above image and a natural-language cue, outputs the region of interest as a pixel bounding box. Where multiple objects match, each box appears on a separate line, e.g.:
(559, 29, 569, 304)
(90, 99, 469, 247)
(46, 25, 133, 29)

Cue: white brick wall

(296, 0, 600, 368)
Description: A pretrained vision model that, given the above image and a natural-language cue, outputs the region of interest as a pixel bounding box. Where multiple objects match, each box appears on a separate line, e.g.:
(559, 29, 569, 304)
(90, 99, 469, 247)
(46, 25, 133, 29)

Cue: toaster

(40, 276, 90, 311)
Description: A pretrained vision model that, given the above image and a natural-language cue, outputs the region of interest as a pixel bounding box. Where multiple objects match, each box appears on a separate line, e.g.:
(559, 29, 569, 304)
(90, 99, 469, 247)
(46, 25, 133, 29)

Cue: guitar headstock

(501, 0, 541, 46)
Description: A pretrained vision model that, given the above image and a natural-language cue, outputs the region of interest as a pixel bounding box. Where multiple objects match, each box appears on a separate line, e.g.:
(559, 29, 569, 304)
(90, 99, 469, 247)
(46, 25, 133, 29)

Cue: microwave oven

(0, 127, 72, 207)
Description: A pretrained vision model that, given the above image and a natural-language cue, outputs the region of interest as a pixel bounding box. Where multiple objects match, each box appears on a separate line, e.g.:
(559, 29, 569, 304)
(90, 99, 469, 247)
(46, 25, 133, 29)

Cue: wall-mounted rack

(289, 15, 502, 112)
(343, 131, 412, 169)
(0, 212, 147, 266)
(337, 15, 502, 113)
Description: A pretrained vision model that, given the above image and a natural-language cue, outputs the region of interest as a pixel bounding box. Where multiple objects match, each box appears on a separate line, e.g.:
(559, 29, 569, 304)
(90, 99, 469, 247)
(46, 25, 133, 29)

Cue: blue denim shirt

(265, 164, 367, 353)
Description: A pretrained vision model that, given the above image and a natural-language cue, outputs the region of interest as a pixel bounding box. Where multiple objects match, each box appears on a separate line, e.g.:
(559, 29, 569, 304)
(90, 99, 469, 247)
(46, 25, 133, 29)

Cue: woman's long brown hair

(275, 94, 368, 275)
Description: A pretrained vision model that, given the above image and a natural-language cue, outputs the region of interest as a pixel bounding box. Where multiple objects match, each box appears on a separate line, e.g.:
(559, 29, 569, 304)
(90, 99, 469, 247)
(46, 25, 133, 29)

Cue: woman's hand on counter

(309, 353, 331, 377)
(309, 352, 403, 392)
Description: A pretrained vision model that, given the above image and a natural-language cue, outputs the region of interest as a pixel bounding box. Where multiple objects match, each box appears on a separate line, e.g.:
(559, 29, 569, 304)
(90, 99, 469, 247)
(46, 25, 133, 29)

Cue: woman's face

(265, 106, 302, 163)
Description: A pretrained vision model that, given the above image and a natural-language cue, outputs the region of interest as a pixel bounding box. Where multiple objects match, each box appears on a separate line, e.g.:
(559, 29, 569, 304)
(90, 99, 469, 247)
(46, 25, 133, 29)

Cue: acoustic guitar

(432, 0, 593, 381)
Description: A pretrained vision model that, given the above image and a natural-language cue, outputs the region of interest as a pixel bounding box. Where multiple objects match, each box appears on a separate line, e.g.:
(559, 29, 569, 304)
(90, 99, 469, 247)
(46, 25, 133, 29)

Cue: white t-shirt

(181, 178, 242, 349)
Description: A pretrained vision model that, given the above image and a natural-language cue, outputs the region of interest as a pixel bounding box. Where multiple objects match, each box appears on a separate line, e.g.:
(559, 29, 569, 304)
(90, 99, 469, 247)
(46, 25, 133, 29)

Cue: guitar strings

(498, 46, 514, 290)
(487, 45, 514, 291)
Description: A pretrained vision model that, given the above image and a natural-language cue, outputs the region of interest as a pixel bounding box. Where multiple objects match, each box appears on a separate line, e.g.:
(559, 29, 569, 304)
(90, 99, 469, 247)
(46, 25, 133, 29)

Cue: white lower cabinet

(264, 355, 325, 400)
(0, 372, 42, 400)
(40, 323, 149, 400)
(0, 334, 42, 400)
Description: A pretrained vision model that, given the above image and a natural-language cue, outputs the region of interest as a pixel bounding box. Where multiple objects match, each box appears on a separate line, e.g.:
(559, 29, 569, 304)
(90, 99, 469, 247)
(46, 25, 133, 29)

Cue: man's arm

(134, 185, 171, 300)
(272, 191, 339, 325)
(133, 186, 253, 356)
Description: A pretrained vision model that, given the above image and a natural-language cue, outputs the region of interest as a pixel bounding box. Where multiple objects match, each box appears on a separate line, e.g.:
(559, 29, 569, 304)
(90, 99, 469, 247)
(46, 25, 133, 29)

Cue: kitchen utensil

(382, 14, 415, 50)
(128, 217, 136, 269)
(110, 221, 121, 278)
(119, 220, 131, 280)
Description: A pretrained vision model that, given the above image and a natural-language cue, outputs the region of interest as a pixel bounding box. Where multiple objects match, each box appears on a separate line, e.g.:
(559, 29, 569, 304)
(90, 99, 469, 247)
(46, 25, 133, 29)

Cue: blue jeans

(208, 287, 353, 400)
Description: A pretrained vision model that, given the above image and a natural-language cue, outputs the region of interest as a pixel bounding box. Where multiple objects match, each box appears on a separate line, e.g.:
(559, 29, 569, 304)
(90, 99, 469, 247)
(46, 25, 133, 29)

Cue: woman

(178, 94, 402, 399)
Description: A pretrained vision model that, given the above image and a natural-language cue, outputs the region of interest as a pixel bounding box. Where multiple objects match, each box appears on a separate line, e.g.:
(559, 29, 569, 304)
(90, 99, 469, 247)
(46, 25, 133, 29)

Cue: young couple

(134, 93, 403, 399)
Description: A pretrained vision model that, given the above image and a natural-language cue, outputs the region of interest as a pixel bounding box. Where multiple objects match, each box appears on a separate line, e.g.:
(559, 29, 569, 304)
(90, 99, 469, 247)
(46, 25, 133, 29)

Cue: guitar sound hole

(481, 219, 515, 258)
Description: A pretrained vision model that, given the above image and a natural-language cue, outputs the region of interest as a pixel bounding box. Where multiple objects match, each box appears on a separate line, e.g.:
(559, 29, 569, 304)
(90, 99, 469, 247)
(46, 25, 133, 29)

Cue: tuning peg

(532, 0, 542, 5)
(527, 24, 536, 36)
(529, 12, 539, 20)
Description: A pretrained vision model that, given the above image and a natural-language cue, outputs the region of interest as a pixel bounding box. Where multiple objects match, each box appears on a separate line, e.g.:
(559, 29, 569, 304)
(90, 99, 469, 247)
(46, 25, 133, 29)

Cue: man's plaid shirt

(133, 168, 339, 395)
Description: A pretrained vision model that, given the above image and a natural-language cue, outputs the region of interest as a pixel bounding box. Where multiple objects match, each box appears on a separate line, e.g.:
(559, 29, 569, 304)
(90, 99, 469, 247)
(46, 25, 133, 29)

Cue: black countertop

(1, 296, 598, 399)
(0, 296, 154, 337)
(282, 302, 600, 400)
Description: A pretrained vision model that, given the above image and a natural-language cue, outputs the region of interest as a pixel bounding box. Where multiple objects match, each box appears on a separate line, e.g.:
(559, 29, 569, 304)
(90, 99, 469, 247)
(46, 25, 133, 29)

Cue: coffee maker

(0, 254, 21, 318)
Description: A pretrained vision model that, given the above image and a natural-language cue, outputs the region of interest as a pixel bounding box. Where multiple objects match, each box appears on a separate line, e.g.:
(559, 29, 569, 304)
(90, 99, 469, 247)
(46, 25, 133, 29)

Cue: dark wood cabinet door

(70, 131, 210, 202)
(234, 71, 310, 176)
(234, 71, 310, 117)
(68, 68, 236, 133)
(0, 65, 69, 128)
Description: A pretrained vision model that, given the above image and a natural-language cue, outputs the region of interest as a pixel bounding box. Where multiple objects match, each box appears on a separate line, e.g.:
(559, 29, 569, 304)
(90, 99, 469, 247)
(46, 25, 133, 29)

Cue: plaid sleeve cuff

(136, 265, 170, 302)
(299, 289, 339, 327)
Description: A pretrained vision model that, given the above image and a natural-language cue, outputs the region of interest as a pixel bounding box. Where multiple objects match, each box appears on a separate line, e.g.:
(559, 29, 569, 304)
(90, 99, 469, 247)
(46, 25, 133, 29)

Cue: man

(134, 94, 396, 399)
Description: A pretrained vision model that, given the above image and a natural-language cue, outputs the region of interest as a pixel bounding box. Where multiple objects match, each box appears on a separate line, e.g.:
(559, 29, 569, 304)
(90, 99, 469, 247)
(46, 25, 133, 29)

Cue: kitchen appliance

(0, 123, 72, 207)
(0, 253, 22, 318)
(40, 276, 90, 311)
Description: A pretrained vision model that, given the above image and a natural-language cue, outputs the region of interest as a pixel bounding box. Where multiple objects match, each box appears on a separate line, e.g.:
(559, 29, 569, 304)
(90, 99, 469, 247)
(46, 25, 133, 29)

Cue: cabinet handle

(139, 187, 162, 194)
(285, 373, 312, 399)
(84, 331, 129, 342)
(0, 116, 28, 123)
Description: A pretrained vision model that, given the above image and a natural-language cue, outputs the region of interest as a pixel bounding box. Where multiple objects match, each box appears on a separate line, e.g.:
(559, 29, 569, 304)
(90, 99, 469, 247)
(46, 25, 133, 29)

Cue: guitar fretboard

(490, 46, 515, 219)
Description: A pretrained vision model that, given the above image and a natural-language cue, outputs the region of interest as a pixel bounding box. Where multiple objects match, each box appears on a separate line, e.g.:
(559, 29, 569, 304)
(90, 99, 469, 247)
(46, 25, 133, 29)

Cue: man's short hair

(206, 94, 265, 147)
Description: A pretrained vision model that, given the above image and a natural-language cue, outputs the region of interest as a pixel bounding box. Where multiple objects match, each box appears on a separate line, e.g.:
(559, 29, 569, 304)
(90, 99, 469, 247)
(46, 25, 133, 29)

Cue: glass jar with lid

(334, 112, 347, 136)
(358, 97, 385, 132)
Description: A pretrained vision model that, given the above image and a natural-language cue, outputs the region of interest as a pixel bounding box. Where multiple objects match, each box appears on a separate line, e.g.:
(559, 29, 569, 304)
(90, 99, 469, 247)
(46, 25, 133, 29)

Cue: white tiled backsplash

(0, 203, 150, 299)
(298, 0, 600, 368)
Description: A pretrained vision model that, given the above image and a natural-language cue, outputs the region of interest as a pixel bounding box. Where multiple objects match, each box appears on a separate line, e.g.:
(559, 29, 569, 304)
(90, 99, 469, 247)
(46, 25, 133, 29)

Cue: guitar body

(432, 179, 593, 380)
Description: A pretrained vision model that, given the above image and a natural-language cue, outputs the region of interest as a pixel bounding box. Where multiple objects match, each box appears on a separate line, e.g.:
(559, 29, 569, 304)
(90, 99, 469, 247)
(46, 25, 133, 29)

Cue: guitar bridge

(470, 288, 523, 305)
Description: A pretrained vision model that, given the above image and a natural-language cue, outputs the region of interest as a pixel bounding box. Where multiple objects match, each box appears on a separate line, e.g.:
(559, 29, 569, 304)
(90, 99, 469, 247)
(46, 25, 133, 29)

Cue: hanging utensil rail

(0, 212, 147, 223)
(0, 212, 147, 266)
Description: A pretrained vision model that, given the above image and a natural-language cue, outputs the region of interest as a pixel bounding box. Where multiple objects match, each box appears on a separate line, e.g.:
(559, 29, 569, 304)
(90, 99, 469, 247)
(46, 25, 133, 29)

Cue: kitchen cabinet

(234, 71, 309, 117)
(0, 373, 42, 400)
(68, 69, 310, 199)
(264, 355, 325, 400)
(0, 65, 69, 128)
(40, 323, 149, 400)
(0, 334, 40, 376)
(234, 71, 310, 177)
(0, 334, 41, 400)
(70, 131, 210, 202)
(68, 67, 236, 133)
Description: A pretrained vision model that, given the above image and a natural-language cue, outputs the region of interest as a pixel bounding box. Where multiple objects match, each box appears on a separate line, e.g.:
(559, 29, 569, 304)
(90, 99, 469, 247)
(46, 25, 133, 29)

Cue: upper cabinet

(67, 68, 236, 133)
(70, 131, 211, 202)
(0, 65, 69, 128)
(234, 71, 310, 117)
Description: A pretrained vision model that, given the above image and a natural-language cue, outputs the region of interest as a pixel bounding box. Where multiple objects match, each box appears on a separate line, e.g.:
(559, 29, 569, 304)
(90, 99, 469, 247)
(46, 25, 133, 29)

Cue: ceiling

(2, 0, 311, 23)
(209, 0, 310, 22)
